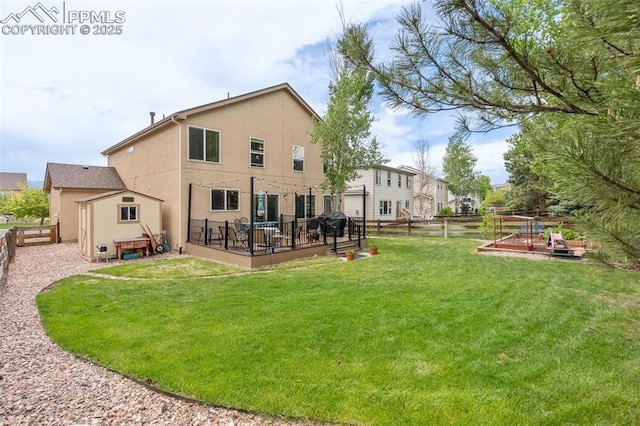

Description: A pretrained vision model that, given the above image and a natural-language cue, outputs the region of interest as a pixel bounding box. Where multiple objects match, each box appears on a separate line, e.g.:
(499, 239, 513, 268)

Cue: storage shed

(77, 190, 163, 262)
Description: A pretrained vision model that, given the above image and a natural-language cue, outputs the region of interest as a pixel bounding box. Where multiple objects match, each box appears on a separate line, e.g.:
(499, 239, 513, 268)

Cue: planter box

(566, 240, 586, 248)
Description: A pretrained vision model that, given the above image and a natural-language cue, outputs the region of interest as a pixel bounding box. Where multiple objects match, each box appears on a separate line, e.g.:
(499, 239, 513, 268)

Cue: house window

(406, 175, 411, 189)
(211, 189, 239, 211)
(295, 194, 315, 218)
(293, 145, 304, 172)
(250, 138, 265, 167)
(387, 172, 392, 187)
(254, 193, 279, 221)
(188, 126, 220, 163)
(375, 169, 382, 185)
(323, 195, 333, 213)
(398, 174, 402, 188)
(405, 200, 411, 209)
(379, 200, 392, 216)
(118, 204, 138, 223)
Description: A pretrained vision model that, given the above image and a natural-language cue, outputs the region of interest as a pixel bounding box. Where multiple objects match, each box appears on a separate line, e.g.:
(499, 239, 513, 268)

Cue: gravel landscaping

(0, 243, 302, 425)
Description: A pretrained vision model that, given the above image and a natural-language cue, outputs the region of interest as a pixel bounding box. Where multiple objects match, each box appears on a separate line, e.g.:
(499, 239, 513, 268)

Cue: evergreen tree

(343, 0, 640, 267)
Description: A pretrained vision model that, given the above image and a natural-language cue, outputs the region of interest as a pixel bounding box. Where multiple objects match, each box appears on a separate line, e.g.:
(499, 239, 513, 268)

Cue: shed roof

(0, 172, 28, 190)
(44, 163, 126, 192)
(76, 190, 163, 203)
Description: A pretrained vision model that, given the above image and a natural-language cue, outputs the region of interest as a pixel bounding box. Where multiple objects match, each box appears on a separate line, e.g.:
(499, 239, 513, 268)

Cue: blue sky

(0, 0, 514, 184)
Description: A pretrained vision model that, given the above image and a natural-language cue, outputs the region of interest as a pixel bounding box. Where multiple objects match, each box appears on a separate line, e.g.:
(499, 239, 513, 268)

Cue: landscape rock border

(0, 242, 309, 425)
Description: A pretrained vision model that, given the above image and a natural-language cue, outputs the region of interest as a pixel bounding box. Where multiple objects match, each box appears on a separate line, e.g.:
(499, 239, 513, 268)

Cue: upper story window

(250, 138, 265, 167)
(406, 175, 412, 189)
(211, 189, 239, 211)
(375, 169, 381, 185)
(398, 174, 402, 188)
(188, 126, 220, 163)
(118, 204, 138, 223)
(293, 145, 304, 172)
(387, 171, 392, 187)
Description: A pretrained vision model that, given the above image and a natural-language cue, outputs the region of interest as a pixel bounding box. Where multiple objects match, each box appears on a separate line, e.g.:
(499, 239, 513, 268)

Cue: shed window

(118, 205, 138, 223)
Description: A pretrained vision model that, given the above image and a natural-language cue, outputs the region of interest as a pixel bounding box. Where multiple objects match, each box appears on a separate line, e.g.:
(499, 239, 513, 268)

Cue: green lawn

(0, 220, 50, 229)
(37, 238, 640, 425)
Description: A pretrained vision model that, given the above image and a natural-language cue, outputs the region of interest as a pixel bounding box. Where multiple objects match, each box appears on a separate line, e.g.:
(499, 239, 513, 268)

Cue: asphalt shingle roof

(44, 163, 126, 191)
(0, 172, 28, 190)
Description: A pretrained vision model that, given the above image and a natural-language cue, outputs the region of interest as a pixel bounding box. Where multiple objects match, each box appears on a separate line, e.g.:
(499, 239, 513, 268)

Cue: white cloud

(1, 0, 511, 186)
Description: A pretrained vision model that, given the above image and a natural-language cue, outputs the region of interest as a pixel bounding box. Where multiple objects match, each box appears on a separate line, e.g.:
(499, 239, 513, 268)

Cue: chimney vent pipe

(150, 111, 156, 125)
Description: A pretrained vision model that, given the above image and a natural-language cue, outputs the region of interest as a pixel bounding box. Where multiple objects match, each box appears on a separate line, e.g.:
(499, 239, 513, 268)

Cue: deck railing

(189, 214, 364, 254)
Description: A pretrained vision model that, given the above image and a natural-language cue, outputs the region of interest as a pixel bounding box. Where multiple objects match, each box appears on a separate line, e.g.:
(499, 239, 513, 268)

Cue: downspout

(171, 115, 183, 249)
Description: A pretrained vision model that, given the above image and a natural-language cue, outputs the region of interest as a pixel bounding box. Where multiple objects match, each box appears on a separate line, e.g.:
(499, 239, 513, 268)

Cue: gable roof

(366, 164, 417, 175)
(44, 163, 126, 192)
(397, 165, 447, 182)
(101, 82, 320, 156)
(0, 172, 28, 190)
(76, 189, 163, 203)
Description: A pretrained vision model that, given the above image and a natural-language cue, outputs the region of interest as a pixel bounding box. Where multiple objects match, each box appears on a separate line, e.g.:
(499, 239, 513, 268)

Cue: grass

(37, 238, 640, 425)
(94, 257, 244, 278)
(0, 220, 50, 229)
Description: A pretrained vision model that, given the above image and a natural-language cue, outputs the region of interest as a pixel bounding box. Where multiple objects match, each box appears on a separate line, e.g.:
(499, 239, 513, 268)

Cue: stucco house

(101, 83, 331, 257)
(44, 163, 126, 241)
(343, 165, 415, 220)
(77, 190, 162, 262)
(396, 165, 449, 219)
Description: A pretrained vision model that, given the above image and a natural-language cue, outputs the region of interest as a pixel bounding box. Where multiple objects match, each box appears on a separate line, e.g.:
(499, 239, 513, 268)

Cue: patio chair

(219, 226, 239, 248)
(253, 228, 269, 250)
(294, 225, 302, 244)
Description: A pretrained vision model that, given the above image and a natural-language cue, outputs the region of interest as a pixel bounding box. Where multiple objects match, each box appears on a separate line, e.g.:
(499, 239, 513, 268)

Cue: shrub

(438, 206, 454, 216)
(544, 223, 582, 240)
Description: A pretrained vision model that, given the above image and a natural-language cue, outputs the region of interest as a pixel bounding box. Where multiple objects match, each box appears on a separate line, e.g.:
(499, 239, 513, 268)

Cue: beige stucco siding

(178, 90, 327, 247)
(51, 188, 118, 241)
(106, 87, 328, 252)
(106, 123, 181, 250)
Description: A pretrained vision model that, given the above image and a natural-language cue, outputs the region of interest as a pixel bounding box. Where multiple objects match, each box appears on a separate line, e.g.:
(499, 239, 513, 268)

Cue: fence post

(408, 220, 412, 236)
(444, 218, 448, 238)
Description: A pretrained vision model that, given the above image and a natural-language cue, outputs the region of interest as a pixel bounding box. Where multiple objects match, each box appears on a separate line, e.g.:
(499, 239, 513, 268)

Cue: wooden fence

(15, 225, 58, 247)
(365, 217, 574, 239)
(0, 229, 17, 287)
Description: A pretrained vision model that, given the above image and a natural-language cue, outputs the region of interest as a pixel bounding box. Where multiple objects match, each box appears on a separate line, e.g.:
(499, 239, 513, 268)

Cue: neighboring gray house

(397, 165, 449, 219)
(343, 165, 416, 220)
(44, 162, 126, 241)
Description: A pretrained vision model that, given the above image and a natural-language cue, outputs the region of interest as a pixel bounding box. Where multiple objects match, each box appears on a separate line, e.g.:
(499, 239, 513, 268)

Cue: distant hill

(28, 180, 44, 188)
